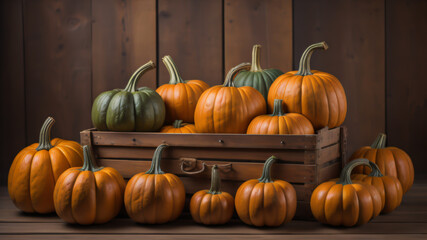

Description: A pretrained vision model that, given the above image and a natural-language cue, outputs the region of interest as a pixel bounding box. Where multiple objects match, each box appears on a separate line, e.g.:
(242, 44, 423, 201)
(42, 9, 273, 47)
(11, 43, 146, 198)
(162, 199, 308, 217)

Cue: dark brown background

(1, 0, 426, 186)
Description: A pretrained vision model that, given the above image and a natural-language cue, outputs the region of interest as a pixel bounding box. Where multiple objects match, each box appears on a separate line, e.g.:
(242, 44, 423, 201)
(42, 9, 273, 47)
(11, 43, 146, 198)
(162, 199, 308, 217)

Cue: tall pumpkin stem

(250, 44, 263, 72)
(271, 99, 285, 116)
(163, 55, 184, 84)
(296, 41, 328, 76)
(36, 117, 55, 151)
(368, 161, 384, 177)
(80, 145, 103, 172)
(173, 120, 183, 128)
(337, 159, 371, 185)
(371, 133, 387, 149)
(223, 63, 251, 87)
(208, 165, 222, 194)
(124, 61, 156, 92)
(258, 156, 277, 183)
(146, 144, 168, 174)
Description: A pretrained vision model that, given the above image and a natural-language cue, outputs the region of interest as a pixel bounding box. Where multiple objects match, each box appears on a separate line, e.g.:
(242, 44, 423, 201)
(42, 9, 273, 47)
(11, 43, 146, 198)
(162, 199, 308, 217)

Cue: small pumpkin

(124, 144, 186, 224)
(91, 61, 166, 131)
(310, 159, 382, 227)
(156, 56, 210, 124)
(53, 145, 126, 225)
(233, 44, 284, 102)
(267, 42, 347, 130)
(8, 117, 83, 213)
(195, 63, 267, 133)
(350, 133, 414, 194)
(190, 165, 234, 225)
(160, 120, 197, 133)
(247, 99, 314, 134)
(235, 156, 297, 227)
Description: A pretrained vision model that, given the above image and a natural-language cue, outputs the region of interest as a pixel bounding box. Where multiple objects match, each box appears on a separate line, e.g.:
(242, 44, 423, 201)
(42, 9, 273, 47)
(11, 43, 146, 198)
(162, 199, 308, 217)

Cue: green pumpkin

(233, 45, 284, 102)
(91, 61, 165, 132)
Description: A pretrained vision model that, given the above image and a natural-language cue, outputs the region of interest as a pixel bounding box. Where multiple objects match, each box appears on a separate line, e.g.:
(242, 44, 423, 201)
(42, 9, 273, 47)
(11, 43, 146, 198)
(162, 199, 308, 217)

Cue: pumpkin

(124, 144, 186, 224)
(247, 99, 314, 134)
(53, 145, 125, 225)
(195, 63, 267, 133)
(160, 120, 197, 133)
(8, 117, 83, 213)
(91, 60, 165, 131)
(235, 156, 297, 227)
(351, 161, 403, 214)
(267, 41, 347, 130)
(233, 44, 284, 102)
(190, 165, 234, 225)
(156, 56, 209, 124)
(350, 133, 414, 194)
(310, 159, 382, 227)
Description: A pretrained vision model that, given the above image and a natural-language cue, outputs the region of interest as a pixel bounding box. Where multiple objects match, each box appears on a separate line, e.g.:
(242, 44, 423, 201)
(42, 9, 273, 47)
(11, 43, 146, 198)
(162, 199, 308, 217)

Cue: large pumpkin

(92, 61, 165, 131)
(156, 56, 209, 124)
(247, 99, 314, 135)
(160, 120, 197, 133)
(267, 42, 347, 130)
(350, 133, 414, 194)
(235, 156, 297, 227)
(190, 165, 234, 225)
(310, 159, 382, 227)
(124, 144, 186, 224)
(233, 44, 284, 102)
(8, 117, 83, 213)
(53, 145, 126, 225)
(195, 63, 266, 133)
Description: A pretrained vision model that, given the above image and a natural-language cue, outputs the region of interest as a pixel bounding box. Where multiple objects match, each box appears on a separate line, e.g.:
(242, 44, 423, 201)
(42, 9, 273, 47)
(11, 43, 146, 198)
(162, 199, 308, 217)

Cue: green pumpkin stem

(368, 161, 384, 177)
(296, 41, 328, 76)
(146, 144, 168, 174)
(124, 61, 156, 92)
(163, 55, 185, 84)
(80, 145, 103, 172)
(258, 156, 277, 183)
(250, 44, 263, 72)
(371, 133, 387, 149)
(173, 120, 184, 128)
(223, 63, 251, 87)
(271, 99, 285, 116)
(208, 165, 222, 194)
(337, 159, 371, 185)
(36, 117, 55, 151)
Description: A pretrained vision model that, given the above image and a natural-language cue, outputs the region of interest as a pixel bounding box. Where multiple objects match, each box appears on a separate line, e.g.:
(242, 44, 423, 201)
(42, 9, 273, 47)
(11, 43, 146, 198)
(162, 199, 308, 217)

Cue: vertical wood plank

(0, 0, 25, 186)
(386, 0, 427, 178)
(293, 0, 385, 157)
(158, 0, 222, 86)
(92, 0, 157, 95)
(224, 0, 292, 74)
(23, 0, 92, 143)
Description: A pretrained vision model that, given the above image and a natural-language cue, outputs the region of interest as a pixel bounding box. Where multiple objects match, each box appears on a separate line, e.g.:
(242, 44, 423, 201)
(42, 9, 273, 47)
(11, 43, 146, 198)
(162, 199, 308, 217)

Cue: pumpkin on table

(160, 120, 197, 133)
(53, 145, 126, 225)
(91, 60, 165, 132)
(8, 117, 83, 214)
(267, 41, 347, 130)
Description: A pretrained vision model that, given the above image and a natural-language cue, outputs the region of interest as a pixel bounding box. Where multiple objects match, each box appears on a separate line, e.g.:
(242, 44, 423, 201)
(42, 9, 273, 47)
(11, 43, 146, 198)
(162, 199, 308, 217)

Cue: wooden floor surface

(1, 180, 426, 239)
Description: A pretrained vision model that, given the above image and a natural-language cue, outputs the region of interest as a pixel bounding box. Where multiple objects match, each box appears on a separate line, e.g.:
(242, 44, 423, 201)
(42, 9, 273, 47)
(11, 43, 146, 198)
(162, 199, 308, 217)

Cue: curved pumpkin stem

(223, 62, 251, 87)
(173, 120, 184, 128)
(163, 55, 184, 84)
(146, 144, 168, 174)
(80, 145, 103, 172)
(258, 156, 277, 183)
(271, 99, 285, 116)
(124, 61, 156, 92)
(208, 165, 222, 194)
(371, 133, 387, 149)
(250, 44, 263, 72)
(368, 161, 384, 177)
(36, 117, 55, 151)
(296, 41, 328, 76)
(337, 159, 371, 185)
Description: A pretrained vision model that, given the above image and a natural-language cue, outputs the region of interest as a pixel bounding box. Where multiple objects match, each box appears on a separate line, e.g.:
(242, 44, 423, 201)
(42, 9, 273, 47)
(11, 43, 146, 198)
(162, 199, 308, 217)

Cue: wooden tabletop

(1, 180, 426, 240)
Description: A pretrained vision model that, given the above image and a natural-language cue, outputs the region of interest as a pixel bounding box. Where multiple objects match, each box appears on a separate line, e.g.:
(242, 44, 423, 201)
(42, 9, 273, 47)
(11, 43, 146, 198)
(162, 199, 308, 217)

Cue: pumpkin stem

(250, 44, 263, 72)
(80, 145, 103, 172)
(163, 55, 184, 84)
(258, 156, 277, 183)
(296, 41, 328, 76)
(124, 61, 156, 92)
(371, 133, 387, 149)
(208, 165, 222, 194)
(223, 62, 251, 87)
(337, 159, 371, 185)
(173, 120, 184, 128)
(368, 161, 384, 177)
(146, 144, 168, 174)
(271, 99, 285, 116)
(36, 117, 55, 151)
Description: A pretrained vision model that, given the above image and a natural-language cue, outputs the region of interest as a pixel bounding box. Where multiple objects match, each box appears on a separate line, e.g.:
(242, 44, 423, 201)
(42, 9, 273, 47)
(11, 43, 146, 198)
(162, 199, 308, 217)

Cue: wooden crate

(80, 126, 347, 220)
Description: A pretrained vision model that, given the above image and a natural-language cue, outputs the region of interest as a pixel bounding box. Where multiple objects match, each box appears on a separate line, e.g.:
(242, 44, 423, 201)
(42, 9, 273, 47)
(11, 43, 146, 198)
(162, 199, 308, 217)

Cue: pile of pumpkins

(8, 42, 414, 227)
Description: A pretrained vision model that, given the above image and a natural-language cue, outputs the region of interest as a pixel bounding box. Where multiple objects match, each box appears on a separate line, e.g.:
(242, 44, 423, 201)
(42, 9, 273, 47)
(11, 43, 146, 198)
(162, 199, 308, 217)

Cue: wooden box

(80, 126, 347, 220)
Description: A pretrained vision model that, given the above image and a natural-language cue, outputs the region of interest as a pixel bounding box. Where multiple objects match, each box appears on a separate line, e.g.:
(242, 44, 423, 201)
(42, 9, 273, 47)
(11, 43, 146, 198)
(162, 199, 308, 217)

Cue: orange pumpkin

(156, 56, 209, 124)
(8, 117, 83, 213)
(160, 120, 197, 133)
(124, 144, 186, 224)
(53, 145, 125, 224)
(235, 156, 297, 227)
(247, 99, 314, 134)
(350, 133, 414, 194)
(195, 63, 266, 133)
(190, 165, 234, 225)
(267, 41, 347, 130)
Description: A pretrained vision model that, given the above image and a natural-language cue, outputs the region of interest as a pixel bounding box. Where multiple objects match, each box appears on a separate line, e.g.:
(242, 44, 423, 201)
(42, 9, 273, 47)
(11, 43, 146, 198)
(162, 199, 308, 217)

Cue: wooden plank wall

(1, 0, 426, 186)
